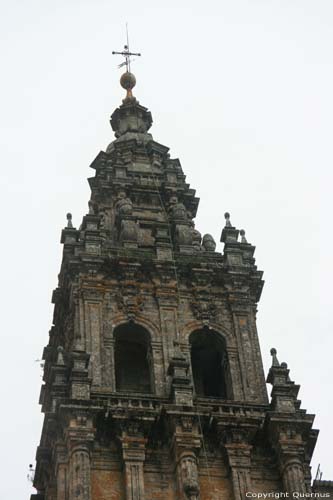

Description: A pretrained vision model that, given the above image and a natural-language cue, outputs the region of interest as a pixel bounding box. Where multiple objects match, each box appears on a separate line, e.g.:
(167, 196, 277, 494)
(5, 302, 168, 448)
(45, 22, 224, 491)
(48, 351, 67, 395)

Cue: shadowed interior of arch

(114, 323, 152, 393)
(190, 329, 227, 398)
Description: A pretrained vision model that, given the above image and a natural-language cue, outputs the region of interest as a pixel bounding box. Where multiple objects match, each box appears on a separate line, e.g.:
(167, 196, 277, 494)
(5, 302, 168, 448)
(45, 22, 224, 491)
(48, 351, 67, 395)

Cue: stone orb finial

(240, 229, 247, 243)
(120, 71, 136, 91)
(224, 212, 231, 227)
(281, 362, 288, 368)
(270, 348, 277, 356)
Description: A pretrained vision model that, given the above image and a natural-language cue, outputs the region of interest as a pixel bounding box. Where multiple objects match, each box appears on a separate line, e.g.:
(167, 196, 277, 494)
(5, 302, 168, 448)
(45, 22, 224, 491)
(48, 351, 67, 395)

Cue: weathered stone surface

(31, 78, 324, 500)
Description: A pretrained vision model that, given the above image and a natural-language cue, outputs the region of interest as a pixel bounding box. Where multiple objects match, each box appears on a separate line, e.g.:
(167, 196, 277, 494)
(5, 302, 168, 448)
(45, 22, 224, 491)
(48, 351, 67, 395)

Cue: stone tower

(32, 72, 319, 500)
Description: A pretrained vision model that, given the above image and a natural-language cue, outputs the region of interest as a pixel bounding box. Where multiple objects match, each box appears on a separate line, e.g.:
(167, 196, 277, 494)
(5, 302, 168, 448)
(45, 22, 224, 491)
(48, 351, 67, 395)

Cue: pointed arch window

(114, 323, 153, 394)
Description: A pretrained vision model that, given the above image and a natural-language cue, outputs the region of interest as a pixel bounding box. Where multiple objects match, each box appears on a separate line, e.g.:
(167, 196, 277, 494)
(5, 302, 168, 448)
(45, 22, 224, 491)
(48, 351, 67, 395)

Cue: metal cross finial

(112, 24, 141, 73)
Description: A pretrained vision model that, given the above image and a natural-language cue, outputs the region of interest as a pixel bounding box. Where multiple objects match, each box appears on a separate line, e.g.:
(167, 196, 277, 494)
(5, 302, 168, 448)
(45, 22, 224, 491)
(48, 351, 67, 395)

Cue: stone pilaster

(56, 463, 68, 500)
(81, 212, 102, 255)
(221, 213, 267, 405)
(217, 422, 259, 500)
(224, 443, 252, 500)
(65, 415, 95, 500)
(120, 431, 147, 500)
(227, 346, 245, 400)
(154, 224, 173, 261)
(169, 416, 202, 500)
(102, 337, 115, 389)
(69, 347, 91, 400)
(54, 444, 68, 500)
(68, 443, 92, 500)
(167, 342, 193, 406)
(229, 302, 267, 403)
(266, 349, 316, 495)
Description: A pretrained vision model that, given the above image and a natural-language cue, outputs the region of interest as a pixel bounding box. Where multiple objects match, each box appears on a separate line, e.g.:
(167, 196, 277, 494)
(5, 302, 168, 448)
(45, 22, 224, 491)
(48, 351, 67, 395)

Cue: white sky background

(0, 0, 332, 497)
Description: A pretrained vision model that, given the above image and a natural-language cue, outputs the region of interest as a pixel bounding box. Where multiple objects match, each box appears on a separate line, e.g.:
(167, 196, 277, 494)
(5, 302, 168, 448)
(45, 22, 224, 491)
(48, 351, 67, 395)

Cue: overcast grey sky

(1, 1, 332, 497)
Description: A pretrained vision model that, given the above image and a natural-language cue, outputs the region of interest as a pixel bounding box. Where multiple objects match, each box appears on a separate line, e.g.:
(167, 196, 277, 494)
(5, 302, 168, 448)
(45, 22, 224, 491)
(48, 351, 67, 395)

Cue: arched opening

(189, 329, 228, 398)
(114, 323, 153, 394)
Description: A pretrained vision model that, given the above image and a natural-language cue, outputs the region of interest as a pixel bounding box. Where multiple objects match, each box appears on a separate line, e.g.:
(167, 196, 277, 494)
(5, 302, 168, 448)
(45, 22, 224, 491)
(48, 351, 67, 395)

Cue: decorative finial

(224, 212, 232, 227)
(88, 200, 94, 215)
(240, 229, 247, 243)
(270, 347, 280, 367)
(280, 361, 291, 381)
(112, 24, 141, 99)
(56, 346, 65, 366)
(66, 213, 73, 228)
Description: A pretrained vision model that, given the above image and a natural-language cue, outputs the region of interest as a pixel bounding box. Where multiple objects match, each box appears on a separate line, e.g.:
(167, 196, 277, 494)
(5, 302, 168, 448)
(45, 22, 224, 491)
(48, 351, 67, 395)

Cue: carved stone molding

(190, 299, 217, 322)
(116, 286, 144, 321)
(190, 287, 217, 323)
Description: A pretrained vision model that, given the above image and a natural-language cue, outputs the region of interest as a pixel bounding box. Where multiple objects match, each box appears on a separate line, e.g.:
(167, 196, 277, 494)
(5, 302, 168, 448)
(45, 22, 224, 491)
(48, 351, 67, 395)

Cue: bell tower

(31, 68, 319, 500)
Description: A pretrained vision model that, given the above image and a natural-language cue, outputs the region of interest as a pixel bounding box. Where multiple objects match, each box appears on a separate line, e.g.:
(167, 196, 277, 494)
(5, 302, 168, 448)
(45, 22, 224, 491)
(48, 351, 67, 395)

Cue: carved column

(169, 416, 202, 500)
(120, 430, 147, 500)
(281, 457, 307, 495)
(177, 451, 200, 500)
(283, 458, 307, 494)
(65, 415, 94, 500)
